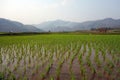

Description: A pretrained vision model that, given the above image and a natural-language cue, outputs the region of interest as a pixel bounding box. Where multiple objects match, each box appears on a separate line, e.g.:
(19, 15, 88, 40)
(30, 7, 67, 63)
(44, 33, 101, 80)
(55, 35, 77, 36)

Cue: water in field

(0, 35, 120, 80)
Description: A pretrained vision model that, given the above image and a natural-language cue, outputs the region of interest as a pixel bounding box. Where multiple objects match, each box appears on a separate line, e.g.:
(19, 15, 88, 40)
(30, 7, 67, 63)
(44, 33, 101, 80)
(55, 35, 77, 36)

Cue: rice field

(0, 34, 120, 80)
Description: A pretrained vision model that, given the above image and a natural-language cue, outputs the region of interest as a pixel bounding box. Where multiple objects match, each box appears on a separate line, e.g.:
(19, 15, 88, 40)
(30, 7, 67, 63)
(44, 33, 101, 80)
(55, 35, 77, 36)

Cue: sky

(0, 0, 120, 24)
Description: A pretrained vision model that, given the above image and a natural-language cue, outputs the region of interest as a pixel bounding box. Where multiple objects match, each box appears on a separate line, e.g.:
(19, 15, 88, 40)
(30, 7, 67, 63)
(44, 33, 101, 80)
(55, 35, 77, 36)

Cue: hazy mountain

(35, 20, 79, 32)
(1, 18, 120, 32)
(35, 18, 120, 32)
(0, 18, 43, 32)
(24, 25, 43, 32)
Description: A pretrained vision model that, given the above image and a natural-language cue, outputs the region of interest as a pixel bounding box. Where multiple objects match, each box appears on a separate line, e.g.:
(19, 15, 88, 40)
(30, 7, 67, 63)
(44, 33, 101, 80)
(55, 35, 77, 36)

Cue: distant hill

(0, 18, 43, 32)
(24, 25, 43, 32)
(1, 18, 120, 32)
(35, 18, 120, 32)
(35, 20, 79, 32)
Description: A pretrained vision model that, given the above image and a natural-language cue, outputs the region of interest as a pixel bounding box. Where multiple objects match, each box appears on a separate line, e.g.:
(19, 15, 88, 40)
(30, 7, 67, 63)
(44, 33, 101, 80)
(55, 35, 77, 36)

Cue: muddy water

(44, 61, 58, 80)
(59, 60, 71, 80)
(71, 57, 81, 80)
(0, 44, 120, 80)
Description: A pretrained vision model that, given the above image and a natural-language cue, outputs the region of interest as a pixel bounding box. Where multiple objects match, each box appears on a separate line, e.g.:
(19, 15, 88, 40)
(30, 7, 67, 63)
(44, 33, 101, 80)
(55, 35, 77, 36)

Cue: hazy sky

(0, 0, 120, 24)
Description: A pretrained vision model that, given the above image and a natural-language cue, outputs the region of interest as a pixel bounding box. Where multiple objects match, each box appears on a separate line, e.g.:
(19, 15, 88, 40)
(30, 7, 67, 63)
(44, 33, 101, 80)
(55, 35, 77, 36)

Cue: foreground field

(0, 34, 120, 80)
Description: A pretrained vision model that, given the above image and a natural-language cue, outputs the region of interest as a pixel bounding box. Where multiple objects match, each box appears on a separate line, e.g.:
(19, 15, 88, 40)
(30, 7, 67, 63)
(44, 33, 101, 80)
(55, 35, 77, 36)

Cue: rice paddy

(0, 34, 120, 80)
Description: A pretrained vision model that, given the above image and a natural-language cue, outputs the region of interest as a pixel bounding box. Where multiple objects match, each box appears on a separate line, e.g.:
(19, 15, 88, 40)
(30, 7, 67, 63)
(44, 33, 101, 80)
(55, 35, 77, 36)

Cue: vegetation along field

(0, 34, 120, 80)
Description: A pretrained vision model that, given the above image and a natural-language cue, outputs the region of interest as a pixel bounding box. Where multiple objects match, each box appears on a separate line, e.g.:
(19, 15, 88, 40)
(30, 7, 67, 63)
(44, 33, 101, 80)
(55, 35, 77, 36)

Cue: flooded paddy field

(0, 35, 120, 80)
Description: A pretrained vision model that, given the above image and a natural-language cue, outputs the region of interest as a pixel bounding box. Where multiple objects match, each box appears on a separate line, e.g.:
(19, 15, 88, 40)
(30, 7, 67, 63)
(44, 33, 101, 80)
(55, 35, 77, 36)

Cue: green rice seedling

(8, 73, 16, 80)
(104, 66, 111, 79)
(80, 66, 87, 80)
(45, 61, 53, 75)
(56, 59, 64, 79)
(107, 61, 114, 69)
(90, 66, 96, 80)
(71, 72, 76, 80)
(78, 53, 82, 63)
(50, 76, 54, 80)
(0, 72, 5, 80)
(40, 72, 46, 79)
(23, 76, 28, 80)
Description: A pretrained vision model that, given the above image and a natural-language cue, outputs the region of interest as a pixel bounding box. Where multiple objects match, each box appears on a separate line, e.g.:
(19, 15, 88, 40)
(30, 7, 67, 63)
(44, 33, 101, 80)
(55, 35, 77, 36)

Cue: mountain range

(0, 18, 42, 32)
(0, 18, 120, 32)
(35, 18, 120, 32)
